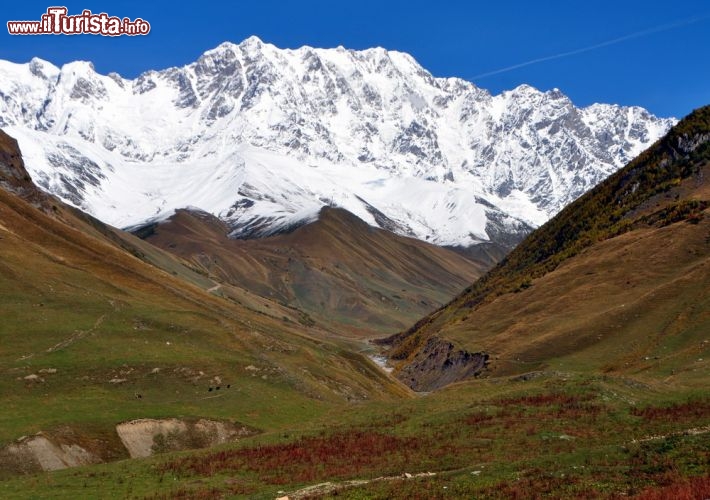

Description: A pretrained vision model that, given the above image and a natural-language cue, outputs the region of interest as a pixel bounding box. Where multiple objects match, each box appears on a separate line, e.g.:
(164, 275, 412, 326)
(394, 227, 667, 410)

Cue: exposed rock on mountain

(0, 37, 674, 248)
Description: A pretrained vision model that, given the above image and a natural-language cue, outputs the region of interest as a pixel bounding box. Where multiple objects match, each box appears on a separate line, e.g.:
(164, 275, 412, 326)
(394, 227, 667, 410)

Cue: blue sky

(2, 0, 709, 118)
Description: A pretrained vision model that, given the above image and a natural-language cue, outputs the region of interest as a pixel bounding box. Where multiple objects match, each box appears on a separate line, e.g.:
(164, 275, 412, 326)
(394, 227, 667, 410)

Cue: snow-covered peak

(207, 40, 241, 53)
(28, 57, 60, 79)
(511, 83, 538, 94)
(239, 35, 265, 49)
(59, 60, 95, 75)
(0, 38, 676, 248)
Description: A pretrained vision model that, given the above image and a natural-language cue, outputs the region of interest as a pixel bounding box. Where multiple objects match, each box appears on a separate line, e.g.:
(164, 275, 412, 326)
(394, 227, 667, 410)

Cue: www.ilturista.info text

(7, 7, 150, 36)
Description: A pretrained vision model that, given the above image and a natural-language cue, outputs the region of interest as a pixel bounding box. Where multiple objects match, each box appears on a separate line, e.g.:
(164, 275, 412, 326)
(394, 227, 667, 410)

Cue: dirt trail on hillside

(630, 425, 710, 444)
(278, 472, 437, 499)
(45, 314, 106, 353)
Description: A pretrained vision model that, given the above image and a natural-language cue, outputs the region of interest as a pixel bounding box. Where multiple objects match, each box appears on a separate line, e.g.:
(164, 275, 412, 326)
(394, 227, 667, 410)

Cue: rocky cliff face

(0, 129, 48, 207)
(0, 37, 675, 247)
(392, 337, 490, 391)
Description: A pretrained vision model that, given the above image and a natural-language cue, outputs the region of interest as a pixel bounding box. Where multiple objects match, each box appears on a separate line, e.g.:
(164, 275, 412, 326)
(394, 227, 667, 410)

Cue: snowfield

(0, 37, 675, 247)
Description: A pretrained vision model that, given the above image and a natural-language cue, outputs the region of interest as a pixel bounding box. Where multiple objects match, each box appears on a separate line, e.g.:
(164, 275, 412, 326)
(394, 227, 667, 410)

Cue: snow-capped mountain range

(0, 36, 675, 247)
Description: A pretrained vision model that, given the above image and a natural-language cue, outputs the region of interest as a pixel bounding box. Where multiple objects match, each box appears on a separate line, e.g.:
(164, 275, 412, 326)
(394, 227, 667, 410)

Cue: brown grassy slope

(0, 131, 409, 450)
(0, 128, 336, 328)
(384, 106, 710, 389)
(141, 206, 489, 337)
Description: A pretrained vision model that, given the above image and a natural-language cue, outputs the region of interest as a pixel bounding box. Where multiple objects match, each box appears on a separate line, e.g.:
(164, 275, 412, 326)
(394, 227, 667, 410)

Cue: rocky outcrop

(0, 129, 48, 207)
(394, 337, 489, 391)
(1, 434, 101, 473)
(0, 418, 259, 475)
(116, 418, 257, 458)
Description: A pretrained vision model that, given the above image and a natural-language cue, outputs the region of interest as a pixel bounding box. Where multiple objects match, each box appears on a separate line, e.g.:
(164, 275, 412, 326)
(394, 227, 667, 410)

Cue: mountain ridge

(0, 36, 674, 248)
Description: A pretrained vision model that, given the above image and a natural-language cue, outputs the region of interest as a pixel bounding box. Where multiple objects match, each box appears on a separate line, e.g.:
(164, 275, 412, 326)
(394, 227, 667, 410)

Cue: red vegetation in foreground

(492, 392, 606, 421)
(145, 487, 240, 500)
(633, 475, 710, 499)
(161, 431, 422, 484)
(630, 399, 710, 421)
(483, 469, 599, 499)
(496, 392, 594, 407)
(463, 412, 496, 426)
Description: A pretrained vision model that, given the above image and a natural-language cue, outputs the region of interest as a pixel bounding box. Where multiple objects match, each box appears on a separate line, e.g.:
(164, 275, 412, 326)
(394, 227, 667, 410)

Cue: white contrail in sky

(472, 14, 710, 80)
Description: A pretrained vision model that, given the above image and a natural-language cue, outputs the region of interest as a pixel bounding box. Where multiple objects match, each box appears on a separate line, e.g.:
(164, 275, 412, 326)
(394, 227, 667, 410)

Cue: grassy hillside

(0, 134, 409, 477)
(1, 372, 707, 498)
(140, 206, 489, 337)
(1, 113, 708, 499)
(383, 106, 710, 390)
